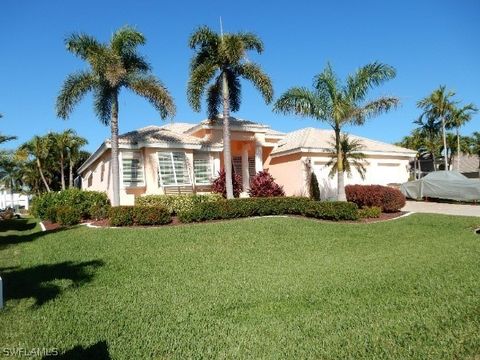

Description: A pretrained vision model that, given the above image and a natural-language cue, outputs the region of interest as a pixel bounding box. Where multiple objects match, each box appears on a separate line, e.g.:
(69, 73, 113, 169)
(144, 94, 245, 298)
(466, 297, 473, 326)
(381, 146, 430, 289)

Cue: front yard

(1, 215, 479, 359)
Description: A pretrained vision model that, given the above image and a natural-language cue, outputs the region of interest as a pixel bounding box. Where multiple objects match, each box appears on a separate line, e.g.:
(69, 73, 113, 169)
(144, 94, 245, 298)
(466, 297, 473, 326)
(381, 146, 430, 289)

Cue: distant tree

(18, 136, 53, 192)
(274, 62, 398, 200)
(471, 132, 480, 178)
(0, 114, 17, 145)
(57, 26, 175, 205)
(445, 132, 472, 170)
(417, 86, 456, 170)
(187, 26, 273, 199)
(67, 134, 88, 188)
(413, 115, 442, 170)
(446, 103, 478, 170)
(309, 171, 321, 201)
(326, 134, 368, 180)
(0, 151, 22, 207)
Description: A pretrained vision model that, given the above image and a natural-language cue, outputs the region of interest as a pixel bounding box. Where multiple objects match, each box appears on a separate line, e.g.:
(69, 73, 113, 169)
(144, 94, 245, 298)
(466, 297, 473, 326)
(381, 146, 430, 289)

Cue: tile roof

(271, 127, 417, 155)
(116, 125, 201, 145)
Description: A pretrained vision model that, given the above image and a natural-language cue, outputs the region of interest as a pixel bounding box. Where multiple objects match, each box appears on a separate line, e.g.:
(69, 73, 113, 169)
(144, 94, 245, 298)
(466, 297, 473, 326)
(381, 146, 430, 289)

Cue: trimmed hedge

(345, 185, 406, 213)
(177, 197, 358, 223)
(31, 189, 110, 221)
(136, 194, 223, 215)
(358, 206, 382, 219)
(56, 205, 82, 226)
(109, 206, 171, 226)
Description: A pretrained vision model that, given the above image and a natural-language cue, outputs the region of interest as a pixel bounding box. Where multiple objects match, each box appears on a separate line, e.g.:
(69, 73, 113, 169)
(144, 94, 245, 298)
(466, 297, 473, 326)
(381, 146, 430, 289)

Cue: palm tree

(17, 135, 52, 192)
(187, 26, 273, 199)
(67, 133, 88, 188)
(50, 130, 74, 190)
(396, 129, 425, 178)
(274, 62, 398, 201)
(446, 103, 478, 170)
(0, 151, 22, 208)
(56, 26, 175, 206)
(445, 132, 472, 170)
(326, 134, 368, 180)
(414, 115, 442, 170)
(417, 86, 456, 170)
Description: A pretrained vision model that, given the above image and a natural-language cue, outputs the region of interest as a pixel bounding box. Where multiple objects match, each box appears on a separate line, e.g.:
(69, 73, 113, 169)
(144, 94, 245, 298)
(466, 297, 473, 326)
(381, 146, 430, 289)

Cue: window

(233, 156, 256, 182)
(158, 152, 191, 186)
(87, 174, 93, 187)
(122, 152, 144, 187)
(100, 163, 105, 182)
(194, 155, 212, 184)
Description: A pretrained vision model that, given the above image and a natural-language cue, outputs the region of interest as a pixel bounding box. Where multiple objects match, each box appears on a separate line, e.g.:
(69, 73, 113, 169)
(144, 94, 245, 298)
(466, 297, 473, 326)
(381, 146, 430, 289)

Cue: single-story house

(77, 116, 417, 204)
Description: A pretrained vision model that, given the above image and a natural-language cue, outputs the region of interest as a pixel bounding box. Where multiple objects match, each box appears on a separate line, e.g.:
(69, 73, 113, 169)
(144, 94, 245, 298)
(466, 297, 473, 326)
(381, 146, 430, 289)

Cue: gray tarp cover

(400, 171, 480, 201)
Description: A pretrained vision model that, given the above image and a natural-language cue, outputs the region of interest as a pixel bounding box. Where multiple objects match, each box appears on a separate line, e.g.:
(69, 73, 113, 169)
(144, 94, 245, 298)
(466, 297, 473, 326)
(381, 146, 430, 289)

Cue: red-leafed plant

(248, 170, 285, 197)
(212, 169, 242, 198)
(345, 184, 405, 212)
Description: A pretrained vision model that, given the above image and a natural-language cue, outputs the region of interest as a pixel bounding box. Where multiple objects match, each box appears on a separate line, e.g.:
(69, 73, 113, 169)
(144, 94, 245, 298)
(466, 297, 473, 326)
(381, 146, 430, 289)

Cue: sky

(0, 0, 479, 153)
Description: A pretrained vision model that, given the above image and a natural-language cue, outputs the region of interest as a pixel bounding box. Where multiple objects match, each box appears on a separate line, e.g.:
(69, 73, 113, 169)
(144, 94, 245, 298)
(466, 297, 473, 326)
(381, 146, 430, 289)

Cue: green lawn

(1, 215, 479, 359)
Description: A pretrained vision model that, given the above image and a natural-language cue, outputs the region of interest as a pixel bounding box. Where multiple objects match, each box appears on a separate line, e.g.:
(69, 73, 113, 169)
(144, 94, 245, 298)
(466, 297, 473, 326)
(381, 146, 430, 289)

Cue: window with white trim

(193, 154, 212, 184)
(121, 151, 144, 187)
(158, 152, 191, 186)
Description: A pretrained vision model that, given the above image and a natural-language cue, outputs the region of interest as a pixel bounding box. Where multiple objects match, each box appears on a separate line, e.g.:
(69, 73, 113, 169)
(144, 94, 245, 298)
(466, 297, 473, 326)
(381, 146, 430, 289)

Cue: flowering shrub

(345, 185, 406, 212)
(212, 169, 242, 198)
(248, 170, 285, 197)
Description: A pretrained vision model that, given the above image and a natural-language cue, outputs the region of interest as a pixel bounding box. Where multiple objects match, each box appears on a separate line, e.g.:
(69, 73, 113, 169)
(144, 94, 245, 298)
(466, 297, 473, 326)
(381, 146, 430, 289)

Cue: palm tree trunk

(456, 127, 461, 171)
(417, 157, 422, 178)
(60, 151, 65, 190)
(432, 153, 437, 171)
(335, 127, 346, 201)
(69, 158, 74, 188)
(10, 178, 14, 210)
(111, 93, 120, 206)
(222, 72, 234, 199)
(36, 158, 50, 192)
(441, 116, 448, 170)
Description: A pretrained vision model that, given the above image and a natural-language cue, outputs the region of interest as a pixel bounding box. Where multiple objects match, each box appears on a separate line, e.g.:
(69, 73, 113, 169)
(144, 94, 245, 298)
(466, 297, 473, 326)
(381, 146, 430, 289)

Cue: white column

(255, 142, 263, 173)
(241, 144, 250, 191)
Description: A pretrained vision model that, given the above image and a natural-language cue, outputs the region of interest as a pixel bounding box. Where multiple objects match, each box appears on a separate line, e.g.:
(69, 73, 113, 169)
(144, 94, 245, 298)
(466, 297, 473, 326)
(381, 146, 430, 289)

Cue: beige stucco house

(77, 116, 417, 204)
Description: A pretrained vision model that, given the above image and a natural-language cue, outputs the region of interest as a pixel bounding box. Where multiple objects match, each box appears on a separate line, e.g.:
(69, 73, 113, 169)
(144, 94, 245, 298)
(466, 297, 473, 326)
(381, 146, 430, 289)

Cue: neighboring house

(451, 153, 480, 178)
(0, 186, 29, 210)
(77, 116, 417, 204)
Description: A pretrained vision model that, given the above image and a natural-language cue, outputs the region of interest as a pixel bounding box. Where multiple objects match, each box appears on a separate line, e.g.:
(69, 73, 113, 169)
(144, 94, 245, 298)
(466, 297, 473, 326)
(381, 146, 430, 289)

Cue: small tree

(212, 169, 242, 198)
(248, 170, 285, 197)
(309, 172, 321, 201)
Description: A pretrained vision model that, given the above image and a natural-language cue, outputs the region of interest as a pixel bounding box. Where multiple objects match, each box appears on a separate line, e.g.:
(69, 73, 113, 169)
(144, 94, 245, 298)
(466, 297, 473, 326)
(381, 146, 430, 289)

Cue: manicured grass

(1, 215, 480, 359)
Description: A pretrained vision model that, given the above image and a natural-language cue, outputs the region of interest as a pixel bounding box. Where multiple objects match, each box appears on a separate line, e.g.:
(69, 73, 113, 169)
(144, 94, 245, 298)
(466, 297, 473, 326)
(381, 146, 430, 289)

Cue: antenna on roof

(219, 16, 224, 38)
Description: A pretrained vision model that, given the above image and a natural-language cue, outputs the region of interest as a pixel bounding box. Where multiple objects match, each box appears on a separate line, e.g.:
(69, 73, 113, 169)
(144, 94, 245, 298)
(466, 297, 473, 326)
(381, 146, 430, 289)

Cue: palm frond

(0, 134, 17, 145)
(225, 69, 242, 112)
(65, 33, 105, 61)
(189, 26, 218, 49)
(187, 61, 217, 111)
(127, 74, 176, 119)
(236, 62, 273, 104)
(220, 35, 244, 64)
(273, 87, 321, 118)
(350, 96, 399, 125)
(236, 32, 264, 53)
(206, 78, 222, 120)
(346, 62, 396, 101)
(313, 63, 340, 104)
(111, 26, 146, 54)
(56, 71, 96, 119)
(93, 84, 114, 125)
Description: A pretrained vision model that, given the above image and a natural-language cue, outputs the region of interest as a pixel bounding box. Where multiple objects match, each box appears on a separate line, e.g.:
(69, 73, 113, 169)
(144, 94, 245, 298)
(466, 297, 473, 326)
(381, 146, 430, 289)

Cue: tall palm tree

(446, 103, 478, 170)
(417, 86, 456, 170)
(50, 130, 74, 190)
(274, 62, 398, 201)
(56, 26, 175, 205)
(17, 136, 52, 192)
(326, 134, 368, 180)
(187, 26, 273, 199)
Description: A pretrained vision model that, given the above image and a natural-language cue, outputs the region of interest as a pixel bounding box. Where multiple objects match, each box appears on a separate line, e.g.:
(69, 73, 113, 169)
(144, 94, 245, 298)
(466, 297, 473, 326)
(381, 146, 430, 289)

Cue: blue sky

(1, 0, 479, 152)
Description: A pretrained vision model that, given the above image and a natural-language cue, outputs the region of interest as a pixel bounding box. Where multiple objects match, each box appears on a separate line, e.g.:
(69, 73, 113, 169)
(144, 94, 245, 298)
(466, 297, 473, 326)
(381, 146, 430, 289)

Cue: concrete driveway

(403, 200, 480, 217)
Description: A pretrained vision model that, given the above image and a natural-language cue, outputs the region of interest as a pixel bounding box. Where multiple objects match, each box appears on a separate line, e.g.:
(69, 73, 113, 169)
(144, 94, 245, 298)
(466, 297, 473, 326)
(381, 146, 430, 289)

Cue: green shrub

(178, 197, 359, 223)
(31, 189, 110, 221)
(358, 206, 382, 219)
(45, 206, 58, 223)
(136, 194, 222, 215)
(109, 206, 172, 226)
(56, 205, 82, 226)
(89, 203, 111, 220)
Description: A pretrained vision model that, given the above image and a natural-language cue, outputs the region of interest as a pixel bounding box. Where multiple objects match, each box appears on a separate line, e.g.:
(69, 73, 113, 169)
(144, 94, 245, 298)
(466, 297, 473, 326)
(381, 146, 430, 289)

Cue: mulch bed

(40, 220, 62, 231)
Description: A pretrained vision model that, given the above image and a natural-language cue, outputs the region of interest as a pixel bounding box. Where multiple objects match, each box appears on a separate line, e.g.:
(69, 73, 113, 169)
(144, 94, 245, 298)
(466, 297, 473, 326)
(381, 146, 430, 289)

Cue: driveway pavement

(403, 200, 480, 217)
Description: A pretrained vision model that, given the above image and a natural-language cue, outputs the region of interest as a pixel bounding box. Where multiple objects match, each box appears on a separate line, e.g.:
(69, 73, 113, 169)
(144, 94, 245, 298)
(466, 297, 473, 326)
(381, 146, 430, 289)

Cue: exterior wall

(309, 153, 411, 199)
(0, 189, 29, 210)
(267, 153, 307, 196)
(81, 150, 113, 200)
